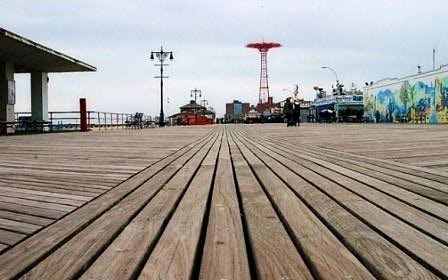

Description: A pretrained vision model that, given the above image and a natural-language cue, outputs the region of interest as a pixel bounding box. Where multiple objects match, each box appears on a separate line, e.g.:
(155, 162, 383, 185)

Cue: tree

(399, 81, 411, 115)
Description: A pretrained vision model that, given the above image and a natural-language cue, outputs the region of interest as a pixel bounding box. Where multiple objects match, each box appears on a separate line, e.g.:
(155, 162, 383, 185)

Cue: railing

(14, 111, 156, 131)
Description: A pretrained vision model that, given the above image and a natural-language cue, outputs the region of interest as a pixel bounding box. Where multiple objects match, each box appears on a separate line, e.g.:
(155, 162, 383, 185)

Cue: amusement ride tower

(246, 41, 281, 111)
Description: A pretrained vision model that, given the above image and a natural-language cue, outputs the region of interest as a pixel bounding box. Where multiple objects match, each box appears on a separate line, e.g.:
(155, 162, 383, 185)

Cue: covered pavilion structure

(0, 27, 96, 134)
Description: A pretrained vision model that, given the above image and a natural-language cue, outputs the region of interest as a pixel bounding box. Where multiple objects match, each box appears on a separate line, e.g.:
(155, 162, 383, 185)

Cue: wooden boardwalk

(0, 127, 211, 251)
(0, 124, 447, 279)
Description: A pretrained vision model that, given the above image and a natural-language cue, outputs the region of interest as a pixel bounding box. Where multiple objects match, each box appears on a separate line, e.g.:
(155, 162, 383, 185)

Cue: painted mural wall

(364, 66, 448, 124)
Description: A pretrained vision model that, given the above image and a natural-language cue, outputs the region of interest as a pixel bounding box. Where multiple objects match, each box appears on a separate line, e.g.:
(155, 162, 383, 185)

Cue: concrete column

(31, 72, 49, 121)
(0, 61, 15, 134)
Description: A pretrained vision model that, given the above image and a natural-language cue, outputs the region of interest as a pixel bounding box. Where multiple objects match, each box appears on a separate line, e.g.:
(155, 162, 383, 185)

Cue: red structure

(168, 100, 215, 125)
(246, 41, 281, 111)
(79, 98, 88, 132)
(182, 114, 213, 125)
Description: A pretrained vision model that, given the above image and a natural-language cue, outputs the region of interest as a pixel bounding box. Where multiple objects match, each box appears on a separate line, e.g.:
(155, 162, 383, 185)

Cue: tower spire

(246, 41, 281, 109)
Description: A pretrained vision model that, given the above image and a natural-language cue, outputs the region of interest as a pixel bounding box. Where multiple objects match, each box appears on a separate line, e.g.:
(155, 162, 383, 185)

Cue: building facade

(225, 100, 250, 122)
(364, 65, 448, 123)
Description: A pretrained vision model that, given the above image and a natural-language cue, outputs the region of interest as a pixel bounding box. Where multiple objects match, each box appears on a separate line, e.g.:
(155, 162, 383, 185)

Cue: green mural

(364, 74, 448, 124)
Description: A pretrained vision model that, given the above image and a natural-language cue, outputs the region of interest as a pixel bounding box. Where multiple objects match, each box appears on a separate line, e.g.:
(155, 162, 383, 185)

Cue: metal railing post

(49, 112, 53, 132)
(98, 112, 101, 130)
(104, 113, 107, 129)
(88, 111, 91, 129)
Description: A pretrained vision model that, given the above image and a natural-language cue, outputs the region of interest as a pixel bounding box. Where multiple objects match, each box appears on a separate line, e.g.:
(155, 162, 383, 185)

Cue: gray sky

(1, 0, 448, 117)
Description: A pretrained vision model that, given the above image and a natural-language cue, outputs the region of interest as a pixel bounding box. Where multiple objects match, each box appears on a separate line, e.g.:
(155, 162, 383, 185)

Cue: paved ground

(0, 123, 447, 279)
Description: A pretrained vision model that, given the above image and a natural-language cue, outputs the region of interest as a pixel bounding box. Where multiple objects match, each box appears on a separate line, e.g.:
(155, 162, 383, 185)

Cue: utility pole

(150, 46, 174, 127)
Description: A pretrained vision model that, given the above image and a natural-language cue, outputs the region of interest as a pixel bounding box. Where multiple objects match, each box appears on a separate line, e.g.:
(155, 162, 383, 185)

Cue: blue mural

(364, 74, 448, 124)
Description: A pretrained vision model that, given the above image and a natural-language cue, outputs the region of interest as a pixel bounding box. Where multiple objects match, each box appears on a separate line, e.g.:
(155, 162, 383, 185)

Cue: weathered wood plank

(0, 196, 76, 212)
(0, 185, 91, 202)
(252, 132, 448, 221)
(0, 217, 40, 235)
(0, 243, 8, 252)
(138, 132, 222, 279)
(0, 201, 65, 220)
(227, 133, 313, 280)
(1, 124, 447, 278)
(301, 144, 448, 184)
(79, 132, 221, 280)
(0, 126, 212, 253)
(0, 229, 26, 245)
(255, 136, 448, 243)
(236, 128, 447, 278)
(296, 145, 448, 202)
(231, 130, 375, 279)
(19, 132, 219, 279)
(0, 190, 85, 207)
(199, 132, 251, 280)
(0, 210, 53, 227)
(0, 130, 215, 279)
(0, 180, 101, 197)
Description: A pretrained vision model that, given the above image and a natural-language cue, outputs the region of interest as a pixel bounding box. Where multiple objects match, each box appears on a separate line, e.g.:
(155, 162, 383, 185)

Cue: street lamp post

(321, 66, 341, 123)
(150, 46, 174, 127)
(283, 84, 299, 98)
(321, 66, 339, 85)
(200, 99, 208, 107)
(190, 88, 202, 103)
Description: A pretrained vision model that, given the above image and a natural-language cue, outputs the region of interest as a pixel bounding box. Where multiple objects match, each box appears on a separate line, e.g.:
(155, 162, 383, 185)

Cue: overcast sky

(1, 0, 448, 117)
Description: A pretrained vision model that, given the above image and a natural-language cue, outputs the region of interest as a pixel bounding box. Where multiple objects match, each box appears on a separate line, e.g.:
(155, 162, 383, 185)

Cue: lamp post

(200, 99, 208, 107)
(150, 46, 174, 127)
(321, 66, 339, 85)
(190, 88, 202, 103)
(321, 66, 341, 122)
(283, 84, 299, 97)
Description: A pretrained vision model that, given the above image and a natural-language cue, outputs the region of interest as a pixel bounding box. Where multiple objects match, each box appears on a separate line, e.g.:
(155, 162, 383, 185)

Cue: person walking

(293, 101, 301, 126)
(292, 86, 301, 127)
(283, 98, 294, 127)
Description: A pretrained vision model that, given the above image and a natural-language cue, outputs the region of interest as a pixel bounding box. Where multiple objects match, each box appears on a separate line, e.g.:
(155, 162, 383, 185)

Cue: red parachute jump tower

(246, 41, 281, 112)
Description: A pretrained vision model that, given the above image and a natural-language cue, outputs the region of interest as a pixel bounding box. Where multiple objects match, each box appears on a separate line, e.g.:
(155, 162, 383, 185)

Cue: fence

(14, 111, 155, 131)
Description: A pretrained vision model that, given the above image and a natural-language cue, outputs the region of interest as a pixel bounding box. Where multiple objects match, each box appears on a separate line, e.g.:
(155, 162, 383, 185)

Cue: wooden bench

(17, 119, 52, 132)
(126, 113, 144, 129)
(0, 121, 16, 134)
(0, 120, 52, 134)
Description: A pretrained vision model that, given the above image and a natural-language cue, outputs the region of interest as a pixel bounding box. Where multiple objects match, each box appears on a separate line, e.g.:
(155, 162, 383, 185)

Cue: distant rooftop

(0, 27, 96, 73)
(180, 100, 206, 110)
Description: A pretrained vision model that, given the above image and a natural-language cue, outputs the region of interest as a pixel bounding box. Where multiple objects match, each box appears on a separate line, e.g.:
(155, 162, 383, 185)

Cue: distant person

(291, 90, 301, 127)
(293, 101, 301, 126)
(283, 98, 294, 127)
(375, 110, 380, 123)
